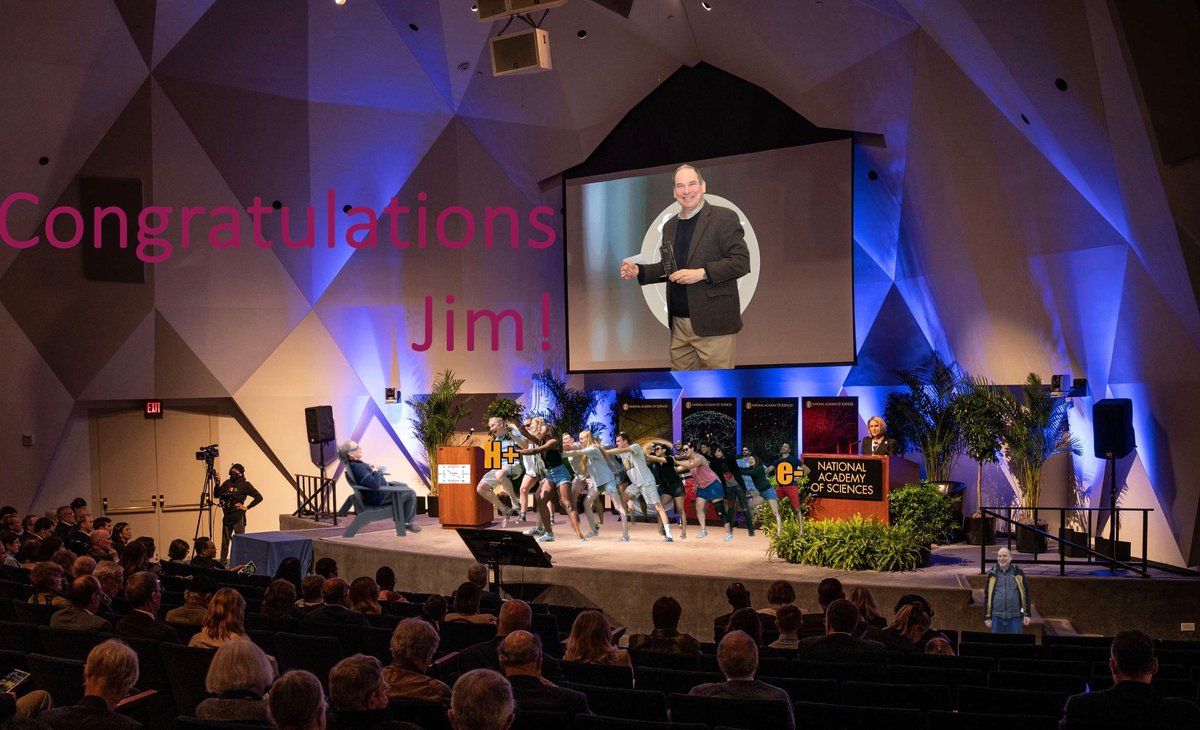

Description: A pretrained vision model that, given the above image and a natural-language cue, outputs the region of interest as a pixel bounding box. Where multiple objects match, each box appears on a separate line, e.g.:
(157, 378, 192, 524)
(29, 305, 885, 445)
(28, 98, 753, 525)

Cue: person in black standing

(216, 464, 262, 564)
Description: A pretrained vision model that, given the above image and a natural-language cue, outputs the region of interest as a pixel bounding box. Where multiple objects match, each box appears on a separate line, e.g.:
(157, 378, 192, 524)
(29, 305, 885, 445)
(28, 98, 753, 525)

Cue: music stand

(456, 528, 553, 598)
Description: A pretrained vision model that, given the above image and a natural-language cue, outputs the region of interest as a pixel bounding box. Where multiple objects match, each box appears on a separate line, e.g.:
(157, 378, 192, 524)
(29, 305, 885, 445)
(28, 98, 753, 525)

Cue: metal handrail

(979, 505, 1151, 578)
(294, 473, 338, 526)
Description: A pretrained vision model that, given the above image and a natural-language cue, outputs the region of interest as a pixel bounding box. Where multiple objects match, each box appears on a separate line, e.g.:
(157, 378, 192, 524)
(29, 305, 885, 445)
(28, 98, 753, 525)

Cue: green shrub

(765, 512, 924, 572)
(888, 482, 957, 545)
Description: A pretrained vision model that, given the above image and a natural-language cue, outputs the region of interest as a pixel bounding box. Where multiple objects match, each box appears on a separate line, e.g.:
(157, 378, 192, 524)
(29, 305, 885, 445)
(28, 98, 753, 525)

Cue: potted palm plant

(884, 353, 966, 486)
(406, 369, 468, 517)
(991, 373, 1081, 553)
(955, 376, 1004, 545)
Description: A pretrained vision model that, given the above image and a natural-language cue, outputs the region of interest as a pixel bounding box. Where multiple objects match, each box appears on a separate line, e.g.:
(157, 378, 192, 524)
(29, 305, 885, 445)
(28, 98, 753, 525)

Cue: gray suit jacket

(639, 204, 750, 337)
(50, 605, 112, 632)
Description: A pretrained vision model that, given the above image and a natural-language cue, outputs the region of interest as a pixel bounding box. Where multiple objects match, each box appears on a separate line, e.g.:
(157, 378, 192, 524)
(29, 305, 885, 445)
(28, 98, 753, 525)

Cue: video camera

(195, 444, 219, 462)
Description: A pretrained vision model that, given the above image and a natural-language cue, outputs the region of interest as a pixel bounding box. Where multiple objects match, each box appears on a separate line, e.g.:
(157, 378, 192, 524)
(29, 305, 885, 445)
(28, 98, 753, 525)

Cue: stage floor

(274, 513, 1200, 641)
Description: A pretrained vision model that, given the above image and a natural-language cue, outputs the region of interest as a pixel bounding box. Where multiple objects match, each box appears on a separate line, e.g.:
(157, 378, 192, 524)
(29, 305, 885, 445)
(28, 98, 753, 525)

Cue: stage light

(701, 2, 712, 10)
(334, 0, 347, 6)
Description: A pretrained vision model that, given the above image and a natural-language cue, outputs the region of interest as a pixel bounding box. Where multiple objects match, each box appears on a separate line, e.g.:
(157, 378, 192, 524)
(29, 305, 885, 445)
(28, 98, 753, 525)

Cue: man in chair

(339, 440, 419, 533)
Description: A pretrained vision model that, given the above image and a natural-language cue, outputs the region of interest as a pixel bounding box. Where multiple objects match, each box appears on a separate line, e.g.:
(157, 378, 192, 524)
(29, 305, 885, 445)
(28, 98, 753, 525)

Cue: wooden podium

(802, 454, 920, 524)
(436, 446, 492, 529)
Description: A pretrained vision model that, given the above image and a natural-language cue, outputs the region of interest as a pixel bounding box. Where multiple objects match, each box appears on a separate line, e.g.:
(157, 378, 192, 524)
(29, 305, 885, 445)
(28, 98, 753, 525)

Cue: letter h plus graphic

(484, 440, 521, 470)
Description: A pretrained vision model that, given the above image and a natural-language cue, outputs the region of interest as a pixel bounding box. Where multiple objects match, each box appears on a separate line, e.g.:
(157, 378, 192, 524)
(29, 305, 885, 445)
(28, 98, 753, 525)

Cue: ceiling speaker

(490, 28, 552, 76)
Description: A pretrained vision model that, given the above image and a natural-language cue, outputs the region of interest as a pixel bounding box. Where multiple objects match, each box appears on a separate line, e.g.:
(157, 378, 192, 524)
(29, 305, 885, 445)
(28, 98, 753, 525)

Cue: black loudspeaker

(1093, 399, 1135, 458)
(304, 406, 336, 445)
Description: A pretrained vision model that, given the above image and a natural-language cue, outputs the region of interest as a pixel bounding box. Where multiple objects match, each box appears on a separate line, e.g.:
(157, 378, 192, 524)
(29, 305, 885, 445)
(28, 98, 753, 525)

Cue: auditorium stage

(275, 513, 1200, 642)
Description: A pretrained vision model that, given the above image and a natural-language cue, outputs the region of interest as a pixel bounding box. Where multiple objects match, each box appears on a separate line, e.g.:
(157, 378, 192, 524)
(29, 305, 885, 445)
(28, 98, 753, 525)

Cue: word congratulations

(0, 190, 557, 264)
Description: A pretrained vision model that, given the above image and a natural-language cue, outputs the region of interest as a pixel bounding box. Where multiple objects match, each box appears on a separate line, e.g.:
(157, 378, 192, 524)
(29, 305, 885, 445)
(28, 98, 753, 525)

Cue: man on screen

(620, 164, 750, 370)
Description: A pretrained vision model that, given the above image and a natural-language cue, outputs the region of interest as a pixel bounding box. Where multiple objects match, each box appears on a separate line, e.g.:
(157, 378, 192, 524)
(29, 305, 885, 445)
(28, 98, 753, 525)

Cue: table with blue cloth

(229, 531, 313, 576)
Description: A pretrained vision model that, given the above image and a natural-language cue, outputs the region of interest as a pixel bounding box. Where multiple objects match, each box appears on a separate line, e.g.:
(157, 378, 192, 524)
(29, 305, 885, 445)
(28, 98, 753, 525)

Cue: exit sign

(144, 400, 163, 419)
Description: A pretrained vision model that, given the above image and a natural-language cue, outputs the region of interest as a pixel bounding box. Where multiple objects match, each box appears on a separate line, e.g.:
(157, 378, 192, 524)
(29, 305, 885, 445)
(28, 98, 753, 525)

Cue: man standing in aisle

(984, 547, 1031, 633)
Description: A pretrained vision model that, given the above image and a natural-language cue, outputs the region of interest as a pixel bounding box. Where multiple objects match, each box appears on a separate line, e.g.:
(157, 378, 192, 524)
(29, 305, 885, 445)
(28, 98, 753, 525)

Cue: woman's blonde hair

(201, 587, 246, 641)
(564, 610, 620, 664)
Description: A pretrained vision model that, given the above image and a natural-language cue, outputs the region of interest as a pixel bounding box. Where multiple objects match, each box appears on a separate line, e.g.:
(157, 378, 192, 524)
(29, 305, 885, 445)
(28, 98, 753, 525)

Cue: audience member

(713, 582, 774, 640)
(86, 529, 117, 563)
(376, 566, 406, 604)
(924, 636, 955, 656)
(33, 517, 55, 540)
(449, 669, 514, 730)
(795, 599, 886, 663)
(760, 580, 795, 618)
(726, 606, 766, 646)
(383, 618, 452, 704)
(50, 547, 77, 575)
(165, 575, 217, 626)
(189, 587, 250, 649)
(468, 561, 502, 610)
(849, 585, 886, 629)
(295, 574, 326, 614)
(195, 640, 276, 723)
(456, 600, 564, 682)
(799, 577, 848, 634)
(891, 593, 944, 649)
(349, 576, 383, 615)
(27, 561, 69, 608)
(445, 581, 496, 624)
(769, 604, 802, 650)
(166, 538, 190, 563)
(38, 639, 141, 729)
(628, 596, 702, 655)
(52, 506, 76, 539)
(34, 536, 64, 563)
(118, 540, 151, 577)
(275, 556, 304, 592)
(190, 537, 226, 570)
(0, 686, 51, 723)
(422, 594, 447, 624)
(261, 578, 299, 620)
(314, 556, 339, 579)
(114, 571, 180, 643)
(329, 653, 419, 730)
(564, 610, 632, 668)
(302, 578, 369, 626)
(866, 603, 931, 654)
(0, 530, 20, 569)
(1060, 630, 1200, 729)
(689, 630, 794, 730)
(499, 630, 590, 719)
(50, 575, 112, 631)
(268, 670, 327, 730)
(92, 560, 124, 617)
(72, 554, 96, 578)
(93, 516, 112, 533)
(111, 522, 132, 556)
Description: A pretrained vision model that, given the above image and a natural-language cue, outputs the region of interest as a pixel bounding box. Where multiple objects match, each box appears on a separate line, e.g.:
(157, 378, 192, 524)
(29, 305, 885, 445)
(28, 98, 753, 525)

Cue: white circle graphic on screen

(638, 195, 760, 329)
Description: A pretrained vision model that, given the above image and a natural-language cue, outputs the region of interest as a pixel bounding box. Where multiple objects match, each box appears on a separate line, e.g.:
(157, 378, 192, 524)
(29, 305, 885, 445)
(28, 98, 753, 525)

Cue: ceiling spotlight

(700, 1, 712, 10)
(334, 0, 347, 5)
(577, 29, 587, 39)
(471, 3, 478, 11)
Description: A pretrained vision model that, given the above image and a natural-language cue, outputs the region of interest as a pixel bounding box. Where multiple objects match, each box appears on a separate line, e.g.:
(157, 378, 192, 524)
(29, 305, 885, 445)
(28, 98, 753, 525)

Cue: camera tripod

(194, 457, 219, 541)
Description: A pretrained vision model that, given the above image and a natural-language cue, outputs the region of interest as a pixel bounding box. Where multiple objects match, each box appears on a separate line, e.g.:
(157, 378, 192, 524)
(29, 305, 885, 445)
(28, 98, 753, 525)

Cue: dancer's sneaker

(578, 536, 588, 543)
(663, 535, 674, 543)
(537, 533, 555, 543)
(723, 531, 734, 542)
(584, 529, 599, 538)
(619, 534, 631, 542)
(500, 509, 517, 528)
(405, 523, 422, 533)
(696, 529, 708, 539)
(523, 527, 544, 537)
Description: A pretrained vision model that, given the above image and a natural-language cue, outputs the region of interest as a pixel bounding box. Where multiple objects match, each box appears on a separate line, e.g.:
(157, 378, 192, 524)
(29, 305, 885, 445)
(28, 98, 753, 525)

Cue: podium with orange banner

(800, 454, 920, 523)
(435, 445, 492, 528)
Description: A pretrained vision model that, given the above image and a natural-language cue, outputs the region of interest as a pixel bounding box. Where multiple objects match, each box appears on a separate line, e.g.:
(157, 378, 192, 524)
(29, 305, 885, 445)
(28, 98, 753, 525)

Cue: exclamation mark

(540, 292, 551, 351)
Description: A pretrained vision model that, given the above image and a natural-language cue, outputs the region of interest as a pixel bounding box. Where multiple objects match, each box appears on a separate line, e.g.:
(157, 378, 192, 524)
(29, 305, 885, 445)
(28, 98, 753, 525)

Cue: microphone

(459, 427, 475, 446)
